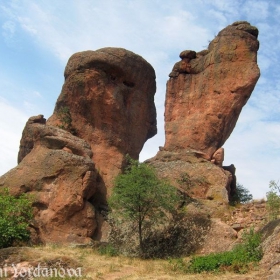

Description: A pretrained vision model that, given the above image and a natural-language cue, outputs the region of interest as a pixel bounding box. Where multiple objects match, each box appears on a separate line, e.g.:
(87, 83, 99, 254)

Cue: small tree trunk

(138, 221, 144, 255)
(138, 212, 143, 255)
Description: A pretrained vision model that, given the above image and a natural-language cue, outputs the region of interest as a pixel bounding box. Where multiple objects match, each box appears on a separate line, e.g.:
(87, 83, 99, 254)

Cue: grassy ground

(0, 245, 268, 280)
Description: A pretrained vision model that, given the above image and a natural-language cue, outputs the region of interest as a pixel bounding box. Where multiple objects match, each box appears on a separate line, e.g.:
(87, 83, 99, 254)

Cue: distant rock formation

(165, 21, 260, 159)
(148, 21, 260, 204)
(1, 115, 97, 244)
(47, 47, 157, 192)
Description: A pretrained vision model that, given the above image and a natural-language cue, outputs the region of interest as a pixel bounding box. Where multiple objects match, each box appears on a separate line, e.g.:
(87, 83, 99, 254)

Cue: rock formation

(260, 219, 280, 277)
(0, 22, 261, 246)
(47, 47, 157, 192)
(0, 115, 97, 244)
(148, 21, 260, 205)
(165, 21, 260, 159)
(0, 48, 157, 244)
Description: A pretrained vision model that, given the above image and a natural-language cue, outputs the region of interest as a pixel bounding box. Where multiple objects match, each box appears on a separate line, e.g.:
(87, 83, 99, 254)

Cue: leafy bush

(108, 157, 180, 256)
(230, 183, 253, 205)
(168, 258, 187, 272)
(98, 243, 119, 257)
(266, 180, 280, 220)
(187, 228, 262, 273)
(0, 188, 33, 248)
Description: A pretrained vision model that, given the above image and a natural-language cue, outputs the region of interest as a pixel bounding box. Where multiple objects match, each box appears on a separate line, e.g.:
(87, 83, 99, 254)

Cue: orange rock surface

(47, 48, 157, 193)
(165, 21, 260, 159)
(1, 116, 97, 244)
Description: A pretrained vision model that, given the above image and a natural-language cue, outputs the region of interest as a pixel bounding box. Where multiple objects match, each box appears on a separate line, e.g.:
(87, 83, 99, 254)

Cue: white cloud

(224, 120, 280, 199)
(243, 0, 270, 20)
(204, 0, 242, 13)
(2, 20, 15, 36)
(17, 16, 37, 35)
(0, 99, 28, 176)
(2, 20, 16, 44)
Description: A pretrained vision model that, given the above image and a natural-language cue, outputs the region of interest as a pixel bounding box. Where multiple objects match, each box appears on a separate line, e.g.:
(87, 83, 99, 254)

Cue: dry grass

(0, 244, 267, 280)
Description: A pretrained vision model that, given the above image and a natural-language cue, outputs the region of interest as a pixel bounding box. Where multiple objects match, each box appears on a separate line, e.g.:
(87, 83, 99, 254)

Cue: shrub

(0, 188, 33, 248)
(168, 258, 187, 273)
(98, 243, 119, 257)
(108, 157, 180, 257)
(266, 180, 280, 220)
(187, 228, 262, 273)
(230, 183, 253, 205)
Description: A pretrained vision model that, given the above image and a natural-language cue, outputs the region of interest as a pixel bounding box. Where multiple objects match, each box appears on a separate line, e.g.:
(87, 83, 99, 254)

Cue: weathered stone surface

(146, 149, 232, 203)
(0, 116, 98, 244)
(146, 22, 260, 233)
(18, 114, 46, 163)
(211, 147, 224, 166)
(47, 47, 157, 191)
(260, 220, 280, 271)
(198, 218, 237, 254)
(165, 21, 260, 159)
(223, 164, 237, 199)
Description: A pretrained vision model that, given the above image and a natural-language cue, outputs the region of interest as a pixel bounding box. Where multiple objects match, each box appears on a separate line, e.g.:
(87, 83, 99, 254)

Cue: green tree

(108, 158, 180, 255)
(230, 183, 253, 205)
(266, 180, 280, 220)
(0, 188, 33, 248)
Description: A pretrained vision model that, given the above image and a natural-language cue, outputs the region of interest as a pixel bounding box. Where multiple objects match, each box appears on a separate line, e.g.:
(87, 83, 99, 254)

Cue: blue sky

(0, 0, 280, 199)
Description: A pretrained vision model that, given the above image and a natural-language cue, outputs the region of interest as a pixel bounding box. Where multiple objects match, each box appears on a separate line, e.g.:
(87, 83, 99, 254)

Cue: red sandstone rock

(198, 218, 238, 255)
(0, 21, 261, 247)
(0, 116, 97, 244)
(165, 21, 260, 159)
(1, 47, 157, 244)
(147, 21, 260, 205)
(146, 149, 232, 203)
(211, 147, 224, 166)
(47, 47, 157, 192)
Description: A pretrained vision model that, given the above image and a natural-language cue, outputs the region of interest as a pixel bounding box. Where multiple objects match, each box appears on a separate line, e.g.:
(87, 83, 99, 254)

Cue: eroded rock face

(47, 47, 157, 190)
(0, 47, 157, 244)
(165, 21, 260, 159)
(147, 22, 259, 206)
(146, 150, 232, 203)
(0, 115, 98, 244)
(260, 220, 280, 278)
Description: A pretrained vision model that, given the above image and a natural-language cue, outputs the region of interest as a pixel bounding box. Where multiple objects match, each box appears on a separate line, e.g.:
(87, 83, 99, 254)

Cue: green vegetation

(177, 173, 193, 191)
(0, 188, 33, 248)
(266, 180, 280, 220)
(108, 157, 180, 256)
(98, 243, 119, 257)
(187, 228, 262, 273)
(230, 183, 253, 205)
(177, 172, 209, 193)
(57, 106, 76, 135)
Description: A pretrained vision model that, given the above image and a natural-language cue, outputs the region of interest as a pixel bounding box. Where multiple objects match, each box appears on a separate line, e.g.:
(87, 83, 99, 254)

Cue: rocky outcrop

(260, 220, 280, 279)
(0, 47, 157, 244)
(47, 47, 157, 192)
(144, 21, 264, 260)
(146, 150, 232, 203)
(165, 21, 260, 159)
(148, 21, 260, 204)
(0, 22, 261, 247)
(211, 147, 224, 166)
(0, 115, 98, 244)
(225, 200, 267, 234)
